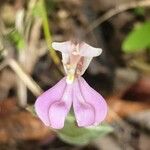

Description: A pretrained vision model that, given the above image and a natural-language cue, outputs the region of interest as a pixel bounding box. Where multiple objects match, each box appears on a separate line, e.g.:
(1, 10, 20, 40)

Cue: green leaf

(57, 114, 113, 146)
(122, 21, 150, 53)
(8, 30, 25, 49)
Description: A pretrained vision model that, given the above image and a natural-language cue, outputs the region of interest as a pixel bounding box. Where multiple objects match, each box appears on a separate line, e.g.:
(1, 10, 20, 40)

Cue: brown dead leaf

(0, 98, 54, 143)
(106, 96, 150, 123)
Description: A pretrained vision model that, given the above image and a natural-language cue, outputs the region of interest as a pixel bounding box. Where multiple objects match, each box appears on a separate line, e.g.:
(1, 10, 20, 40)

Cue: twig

(25, 0, 37, 41)
(88, 0, 150, 33)
(8, 59, 43, 96)
(15, 7, 28, 107)
(17, 80, 27, 106)
(0, 60, 8, 71)
(26, 18, 43, 74)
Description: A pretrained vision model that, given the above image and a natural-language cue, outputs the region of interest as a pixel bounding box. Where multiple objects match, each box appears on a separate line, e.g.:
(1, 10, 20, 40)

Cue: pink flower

(35, 41, 108, 129)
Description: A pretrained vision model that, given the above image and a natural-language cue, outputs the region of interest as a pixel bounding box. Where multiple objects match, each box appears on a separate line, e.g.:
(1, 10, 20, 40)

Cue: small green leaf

(122, 21, 150, 53)
(8, 30, 25, 49)
(134, 7, 145, 16)
(57, 114, 113, 146)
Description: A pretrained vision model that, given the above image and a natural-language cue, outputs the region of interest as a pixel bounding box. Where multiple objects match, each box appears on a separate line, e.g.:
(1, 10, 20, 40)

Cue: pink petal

(48, 101, 69, 129)
(80, 42, 102, 57)
(73, 79, 95, 127)
(73, 77, 108, 127)
(49, 84, 73, 129)
(79, 77, 108, 124)
(52, 41, 71, 53)
(35, 77, 73, 129)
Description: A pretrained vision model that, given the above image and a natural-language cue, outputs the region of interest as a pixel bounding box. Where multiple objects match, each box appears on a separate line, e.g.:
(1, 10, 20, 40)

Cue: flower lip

(35, 77, 108, 129)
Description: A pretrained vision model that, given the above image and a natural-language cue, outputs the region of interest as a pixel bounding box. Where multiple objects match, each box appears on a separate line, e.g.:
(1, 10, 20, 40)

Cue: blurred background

(0, 0, 150, 149)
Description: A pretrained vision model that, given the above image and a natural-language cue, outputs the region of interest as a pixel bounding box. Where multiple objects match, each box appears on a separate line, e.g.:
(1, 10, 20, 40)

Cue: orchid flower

(35, 41, 108, 129)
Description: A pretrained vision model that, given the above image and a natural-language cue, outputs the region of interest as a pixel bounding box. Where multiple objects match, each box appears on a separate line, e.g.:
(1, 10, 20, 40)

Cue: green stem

(40, 0, 60, 65)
